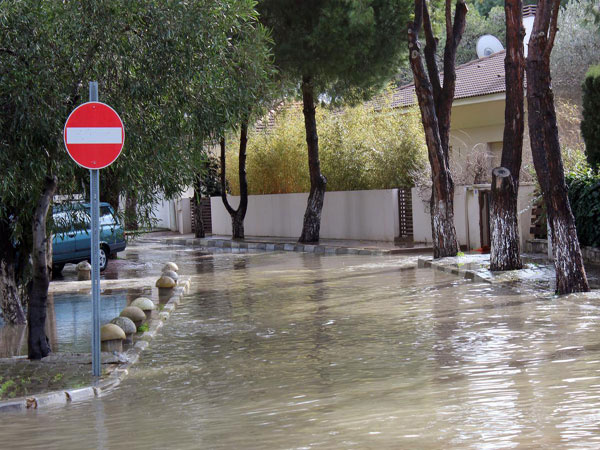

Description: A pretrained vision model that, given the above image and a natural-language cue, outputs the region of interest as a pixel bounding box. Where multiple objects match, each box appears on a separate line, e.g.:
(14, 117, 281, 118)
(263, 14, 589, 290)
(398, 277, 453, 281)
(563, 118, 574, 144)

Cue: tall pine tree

(257, 0, 412, 242)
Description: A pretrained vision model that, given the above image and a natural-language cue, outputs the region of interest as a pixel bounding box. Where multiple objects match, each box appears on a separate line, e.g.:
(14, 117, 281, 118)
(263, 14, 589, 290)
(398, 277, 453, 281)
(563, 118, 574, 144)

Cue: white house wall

(211, 189, 400, 241)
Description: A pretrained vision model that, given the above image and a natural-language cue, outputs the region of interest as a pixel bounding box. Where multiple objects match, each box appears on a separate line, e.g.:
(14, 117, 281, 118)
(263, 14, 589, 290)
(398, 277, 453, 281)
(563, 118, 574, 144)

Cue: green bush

(566, 168, 600, 247)
(226, 97, 428, 194)
(581, 65, 600, 170)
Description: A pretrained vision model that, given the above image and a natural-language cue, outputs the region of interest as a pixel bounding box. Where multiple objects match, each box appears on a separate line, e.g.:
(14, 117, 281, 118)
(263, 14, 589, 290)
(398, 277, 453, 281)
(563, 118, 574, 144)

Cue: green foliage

(438, 4, 505, 66)
(566, 169, 600, 247)
(137, 323, 149, 333)
(471, 0, 503, 17)
(226, 98, 428, 194)
(257, 0, 412, 103)
(196, 153, 225, 198)
(229, 107, 310, 194)
(552, 0, 600, 93)
(0, 379, 16, 399)
(0, 0, 271, 289)
(582, 65, 600, 170)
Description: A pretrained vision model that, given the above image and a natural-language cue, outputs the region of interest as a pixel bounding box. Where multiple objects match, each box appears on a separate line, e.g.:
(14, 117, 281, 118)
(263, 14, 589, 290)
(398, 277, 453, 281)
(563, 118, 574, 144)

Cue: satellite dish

(476, 35, 504, 58)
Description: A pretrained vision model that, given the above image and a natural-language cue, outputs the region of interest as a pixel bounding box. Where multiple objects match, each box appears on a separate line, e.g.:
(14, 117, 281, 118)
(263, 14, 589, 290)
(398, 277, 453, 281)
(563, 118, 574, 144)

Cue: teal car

(52, 202, 126, 274)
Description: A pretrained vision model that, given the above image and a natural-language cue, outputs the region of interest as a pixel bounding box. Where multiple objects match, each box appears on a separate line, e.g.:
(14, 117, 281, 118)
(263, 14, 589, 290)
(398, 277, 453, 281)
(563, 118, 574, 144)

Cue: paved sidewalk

(419, 253, 600, 291)
(141, 231, 433, 256)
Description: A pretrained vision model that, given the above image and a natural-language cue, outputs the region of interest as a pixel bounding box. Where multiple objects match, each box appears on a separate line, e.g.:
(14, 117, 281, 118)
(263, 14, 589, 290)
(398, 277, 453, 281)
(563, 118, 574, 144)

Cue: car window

(72, 209, 91, 230)
(52, 211, 72, 233)
(100, 206, 116, 226)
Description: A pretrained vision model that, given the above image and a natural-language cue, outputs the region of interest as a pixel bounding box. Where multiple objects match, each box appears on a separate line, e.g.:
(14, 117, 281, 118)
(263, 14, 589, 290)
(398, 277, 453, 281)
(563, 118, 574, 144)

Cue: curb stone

(162, 237, 423, 257)
(0, 276, 191, 412)
(418, 257, 489, 282)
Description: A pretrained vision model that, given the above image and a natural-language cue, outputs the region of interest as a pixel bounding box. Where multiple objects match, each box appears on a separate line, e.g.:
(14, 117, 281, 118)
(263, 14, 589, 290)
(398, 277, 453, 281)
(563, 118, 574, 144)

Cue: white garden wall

(412, 183, 536, 250)
(211, 189, 400, 241)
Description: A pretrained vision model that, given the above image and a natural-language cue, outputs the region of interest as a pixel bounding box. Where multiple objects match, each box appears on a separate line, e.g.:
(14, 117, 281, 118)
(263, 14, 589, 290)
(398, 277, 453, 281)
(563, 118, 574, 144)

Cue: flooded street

(3, 244, 600, 449)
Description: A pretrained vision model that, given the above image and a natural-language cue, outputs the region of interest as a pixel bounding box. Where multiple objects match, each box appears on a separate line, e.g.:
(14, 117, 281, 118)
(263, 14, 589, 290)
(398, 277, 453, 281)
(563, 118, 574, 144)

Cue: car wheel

(99, 246, 108, 272)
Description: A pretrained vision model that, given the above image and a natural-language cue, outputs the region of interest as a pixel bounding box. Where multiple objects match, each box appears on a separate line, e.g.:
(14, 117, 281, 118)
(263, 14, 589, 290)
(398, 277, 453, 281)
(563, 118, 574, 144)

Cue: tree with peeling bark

(489, 0, 525, 271)
(257, 0, 412, 243)
(526, 0, 589, 294)
(407, 0, 467, 258)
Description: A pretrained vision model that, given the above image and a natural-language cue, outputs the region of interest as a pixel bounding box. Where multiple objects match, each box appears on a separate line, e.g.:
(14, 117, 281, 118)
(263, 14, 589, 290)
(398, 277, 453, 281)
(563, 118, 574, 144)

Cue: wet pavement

(0, 237, 600, 448)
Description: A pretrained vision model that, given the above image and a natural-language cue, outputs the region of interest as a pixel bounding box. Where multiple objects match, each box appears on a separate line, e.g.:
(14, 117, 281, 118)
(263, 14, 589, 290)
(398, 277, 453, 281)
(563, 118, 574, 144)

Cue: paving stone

(284, 243, 295, 251)
(30, 392, 67, 408)
(65, 387, 95, 403)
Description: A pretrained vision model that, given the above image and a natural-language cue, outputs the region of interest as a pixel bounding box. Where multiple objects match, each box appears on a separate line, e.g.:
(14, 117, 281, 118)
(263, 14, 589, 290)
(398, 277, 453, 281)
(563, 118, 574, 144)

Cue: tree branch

(423, 1, 441, 102)
(544, 0, 561, 60)
(445, 0, 452, 41)
(413, 0, 424, 34)
(220, 137, 236, 216)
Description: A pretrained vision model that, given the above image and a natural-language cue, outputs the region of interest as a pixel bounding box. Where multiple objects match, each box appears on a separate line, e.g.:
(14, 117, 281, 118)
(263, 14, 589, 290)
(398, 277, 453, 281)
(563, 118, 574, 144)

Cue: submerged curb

(418, 257, 491, 283)
(164, 237, 430, 257)
(0, 278, 191, 413)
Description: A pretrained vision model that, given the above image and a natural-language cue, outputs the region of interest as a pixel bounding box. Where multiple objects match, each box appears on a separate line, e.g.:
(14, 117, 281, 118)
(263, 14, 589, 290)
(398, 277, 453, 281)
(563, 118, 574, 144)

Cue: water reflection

(0, 324, 26, 357)
(2, 249, 600, 449)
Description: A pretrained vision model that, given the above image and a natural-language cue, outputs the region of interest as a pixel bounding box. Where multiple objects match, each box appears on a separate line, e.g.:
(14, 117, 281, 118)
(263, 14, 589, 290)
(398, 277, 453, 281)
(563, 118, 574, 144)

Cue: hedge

(225, 99, 428, 195)
(566, 169, 600, 248)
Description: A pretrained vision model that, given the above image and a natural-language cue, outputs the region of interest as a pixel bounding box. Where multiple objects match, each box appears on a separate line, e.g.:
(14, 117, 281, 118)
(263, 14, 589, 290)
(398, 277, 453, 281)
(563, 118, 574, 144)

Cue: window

(100, 206, 116, 226)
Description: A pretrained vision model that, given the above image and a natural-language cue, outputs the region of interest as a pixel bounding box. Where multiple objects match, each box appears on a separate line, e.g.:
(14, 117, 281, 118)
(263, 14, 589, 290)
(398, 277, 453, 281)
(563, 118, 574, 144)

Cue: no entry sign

(63, 102, 124, 169)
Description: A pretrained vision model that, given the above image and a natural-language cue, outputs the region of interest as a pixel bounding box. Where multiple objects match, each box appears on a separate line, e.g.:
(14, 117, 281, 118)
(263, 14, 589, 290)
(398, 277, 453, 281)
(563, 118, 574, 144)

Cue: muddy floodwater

(3, 245, 600, 449)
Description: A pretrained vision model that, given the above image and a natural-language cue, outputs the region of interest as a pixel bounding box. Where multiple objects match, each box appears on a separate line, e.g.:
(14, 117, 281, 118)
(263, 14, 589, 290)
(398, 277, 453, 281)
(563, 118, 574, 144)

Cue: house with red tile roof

(377, 49, 510, 184)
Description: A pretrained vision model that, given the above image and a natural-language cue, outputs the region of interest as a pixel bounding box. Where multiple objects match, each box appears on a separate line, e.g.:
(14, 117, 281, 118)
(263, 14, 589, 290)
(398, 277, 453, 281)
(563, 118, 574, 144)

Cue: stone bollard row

(0, 261, 190, 413)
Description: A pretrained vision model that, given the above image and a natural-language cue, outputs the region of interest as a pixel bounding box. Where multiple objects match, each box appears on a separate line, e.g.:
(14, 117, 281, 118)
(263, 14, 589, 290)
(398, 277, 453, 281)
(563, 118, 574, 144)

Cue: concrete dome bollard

(130, 297, 156, 321)
(156, 275, 176, 288)
(161, 270, 179, 282)
(77, 261, 91, 281)
(156, 275, 176, 304)
(101, 323, 126, 353)
(110, 316, 136, 343)
(162, 262, 179, 273)
(120, 305, 146, 329)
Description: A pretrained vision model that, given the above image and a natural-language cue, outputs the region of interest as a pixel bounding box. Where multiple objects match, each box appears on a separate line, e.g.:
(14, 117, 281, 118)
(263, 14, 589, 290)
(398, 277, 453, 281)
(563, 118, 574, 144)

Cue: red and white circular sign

(63, 102, 125, 169)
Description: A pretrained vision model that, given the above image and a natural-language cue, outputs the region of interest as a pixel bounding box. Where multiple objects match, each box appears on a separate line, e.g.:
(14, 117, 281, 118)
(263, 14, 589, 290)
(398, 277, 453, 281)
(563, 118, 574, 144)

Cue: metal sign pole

(89, 81, 101, 377)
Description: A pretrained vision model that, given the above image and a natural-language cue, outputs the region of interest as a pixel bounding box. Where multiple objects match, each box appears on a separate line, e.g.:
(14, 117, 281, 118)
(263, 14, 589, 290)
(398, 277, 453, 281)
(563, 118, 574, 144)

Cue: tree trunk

(490, 0, 525, 271)
(408, 0, 465, 258)
(490, 167, 522, 270)
(220, 119, 250, 240)
(125, 193, 138, 230)
(299, 75, 327, 244)
(28, 175, 57, 360)
(193, 195, 205, 238)
(0, 217, 25, 324)
(526, 0, 589, 294)
(102, 174, 120, 212)
(0, 244, 25, 325)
